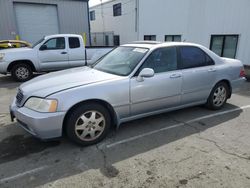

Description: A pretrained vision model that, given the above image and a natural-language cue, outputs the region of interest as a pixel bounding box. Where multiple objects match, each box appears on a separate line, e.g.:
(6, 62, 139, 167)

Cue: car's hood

(1, 47, 32, 53)
(20, 67, 121, 97)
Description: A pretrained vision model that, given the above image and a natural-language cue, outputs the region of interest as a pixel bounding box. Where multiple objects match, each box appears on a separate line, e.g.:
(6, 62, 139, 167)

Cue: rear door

(38, 37, 69, 71)
(68, 37, 85, 67)
(130, 47, 183, 116)
(179, 46, 216, 105)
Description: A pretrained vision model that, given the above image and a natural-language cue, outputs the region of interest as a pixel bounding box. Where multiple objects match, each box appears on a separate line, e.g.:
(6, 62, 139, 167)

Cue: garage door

(14, 3, 59, 44)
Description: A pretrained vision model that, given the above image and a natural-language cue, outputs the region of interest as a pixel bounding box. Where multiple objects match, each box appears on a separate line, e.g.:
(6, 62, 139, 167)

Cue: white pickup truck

(0, 34, 113, 81)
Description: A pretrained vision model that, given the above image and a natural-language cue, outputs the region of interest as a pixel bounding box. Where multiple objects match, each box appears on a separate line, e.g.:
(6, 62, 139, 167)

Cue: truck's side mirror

(40, 45, 47, 51)
(137, 68, 155, 82)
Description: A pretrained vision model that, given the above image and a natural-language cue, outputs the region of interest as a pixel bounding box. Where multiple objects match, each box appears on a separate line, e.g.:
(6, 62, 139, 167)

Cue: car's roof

(44, 34, 82, 39)
(130, 41, 163, 45)
(122, 41, 204, 49)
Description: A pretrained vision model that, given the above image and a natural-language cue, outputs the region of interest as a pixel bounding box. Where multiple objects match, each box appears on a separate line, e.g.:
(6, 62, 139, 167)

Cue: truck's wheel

(65, 103, 111, 146)
(206, 82, 229, 110)
(11, 63, 33, 82)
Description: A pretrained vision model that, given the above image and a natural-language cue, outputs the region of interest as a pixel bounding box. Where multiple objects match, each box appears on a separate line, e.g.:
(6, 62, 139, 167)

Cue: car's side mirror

(40, 45, 47, 51)
(137, 68, 154, 82)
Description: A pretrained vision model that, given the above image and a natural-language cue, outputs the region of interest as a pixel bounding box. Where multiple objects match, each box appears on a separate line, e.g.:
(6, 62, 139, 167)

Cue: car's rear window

(69, 37, 80, 49)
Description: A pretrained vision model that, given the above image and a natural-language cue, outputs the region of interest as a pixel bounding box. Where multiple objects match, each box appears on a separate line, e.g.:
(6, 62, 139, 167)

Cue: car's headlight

(0, 53, 5, 61)
(24, 97, 58, 113)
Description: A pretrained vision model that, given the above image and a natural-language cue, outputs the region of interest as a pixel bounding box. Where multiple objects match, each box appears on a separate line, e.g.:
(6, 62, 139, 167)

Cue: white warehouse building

(90, 0, 250, 65)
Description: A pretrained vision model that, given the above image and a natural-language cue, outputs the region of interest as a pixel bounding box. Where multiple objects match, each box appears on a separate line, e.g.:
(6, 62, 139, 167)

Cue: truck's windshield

(32, 37, 45, 48)
(94, 46, 148, 76)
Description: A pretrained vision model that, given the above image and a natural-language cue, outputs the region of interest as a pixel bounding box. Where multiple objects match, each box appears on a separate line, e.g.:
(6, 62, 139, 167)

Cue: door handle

(208, 68, 216, 72)
(170, 74, 182, 79)
(61, 52, 67, 54)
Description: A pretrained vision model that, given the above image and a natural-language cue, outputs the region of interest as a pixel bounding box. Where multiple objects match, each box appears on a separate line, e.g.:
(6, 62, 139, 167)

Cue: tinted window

(180, 46, 212, 69)
(105, 35, 109, 46)
(90, 10, 95, 21)
(139, 47, 177, 73)
(210, 35, 238, 58)
(165, 35, 181, 42)
(210, 36, 223, 56)
(43, 37, 65, 50)
(223, 36, 238, 58)
(69, 37, 80, 49)
(114, 35, 120, 46)
(144, 35, 156, 41)
(113, 3, 121, 16)
(206, 53, 215, 66)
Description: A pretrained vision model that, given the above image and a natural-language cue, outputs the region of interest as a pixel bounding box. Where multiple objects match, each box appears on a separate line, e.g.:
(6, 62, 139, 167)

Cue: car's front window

(94, 46, 149, 76)
(32, 37, 45, 48)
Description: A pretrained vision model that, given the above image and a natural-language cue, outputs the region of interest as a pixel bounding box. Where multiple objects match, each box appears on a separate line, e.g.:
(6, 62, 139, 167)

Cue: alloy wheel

(213, 86, 227, 107)
(75, 110, 106, 141)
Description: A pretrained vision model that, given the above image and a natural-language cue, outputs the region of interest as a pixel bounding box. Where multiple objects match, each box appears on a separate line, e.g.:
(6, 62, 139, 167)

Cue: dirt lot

(0, 74, 250, 188)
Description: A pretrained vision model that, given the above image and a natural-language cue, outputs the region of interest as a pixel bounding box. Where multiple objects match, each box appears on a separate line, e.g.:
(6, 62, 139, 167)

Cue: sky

(89, 0, 110, 7)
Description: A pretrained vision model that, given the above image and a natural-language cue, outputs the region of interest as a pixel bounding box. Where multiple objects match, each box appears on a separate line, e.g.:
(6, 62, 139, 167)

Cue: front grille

(16, 89, 24, 105)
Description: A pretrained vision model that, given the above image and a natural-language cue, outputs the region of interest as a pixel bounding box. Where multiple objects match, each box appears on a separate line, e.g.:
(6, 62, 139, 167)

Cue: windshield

(32, 37, 45, 48)
(94, 46, 148, 76)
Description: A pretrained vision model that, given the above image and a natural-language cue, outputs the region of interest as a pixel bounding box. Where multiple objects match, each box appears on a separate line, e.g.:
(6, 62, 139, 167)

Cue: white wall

(90, 0, 137, 45)
(90, 0, 250, 65)
(138, 0, 250, 64)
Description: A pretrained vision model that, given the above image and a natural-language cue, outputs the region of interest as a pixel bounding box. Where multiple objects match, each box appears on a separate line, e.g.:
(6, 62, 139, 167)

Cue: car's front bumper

(0, 61, 8, 74)
(10, 99, 66, 140)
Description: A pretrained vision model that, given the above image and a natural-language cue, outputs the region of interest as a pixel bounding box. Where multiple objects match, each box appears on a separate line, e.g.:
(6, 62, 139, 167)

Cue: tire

(206, 82, 229, 110)
(11, 63, 33, 82)
(65, 103, 111, 146)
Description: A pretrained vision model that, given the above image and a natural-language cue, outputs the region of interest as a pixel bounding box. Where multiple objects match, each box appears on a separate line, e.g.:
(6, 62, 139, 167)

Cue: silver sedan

(10, 42, 245, 145)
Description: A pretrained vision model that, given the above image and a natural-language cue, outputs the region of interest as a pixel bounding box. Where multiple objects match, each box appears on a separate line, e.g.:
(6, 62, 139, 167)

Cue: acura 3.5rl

(10, 41, 245, 145)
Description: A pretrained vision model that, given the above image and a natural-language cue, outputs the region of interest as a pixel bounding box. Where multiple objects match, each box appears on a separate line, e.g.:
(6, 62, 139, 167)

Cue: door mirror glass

(137, 68, 154, 82)
(40, 45, 47, 51)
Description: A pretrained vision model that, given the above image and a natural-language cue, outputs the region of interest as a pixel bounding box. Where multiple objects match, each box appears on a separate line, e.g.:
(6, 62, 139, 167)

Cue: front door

(38, 37, 69, 71)
(130, 47, 182, 116)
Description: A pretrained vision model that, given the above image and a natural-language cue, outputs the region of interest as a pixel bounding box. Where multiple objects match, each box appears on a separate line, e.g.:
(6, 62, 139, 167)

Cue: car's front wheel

(65, 103, 111, 146)
(11, 63, 33, 82)
(206, 82, 229, 110)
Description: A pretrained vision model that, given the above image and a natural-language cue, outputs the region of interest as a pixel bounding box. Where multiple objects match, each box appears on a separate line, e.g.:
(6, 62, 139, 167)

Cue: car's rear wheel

(206, 82, 229, 110)
(65, 103, 111, 146)
(11, 63, 33, 82)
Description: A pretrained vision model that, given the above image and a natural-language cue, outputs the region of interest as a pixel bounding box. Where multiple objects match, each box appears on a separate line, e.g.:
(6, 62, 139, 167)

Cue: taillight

(240, 68, 245, 77)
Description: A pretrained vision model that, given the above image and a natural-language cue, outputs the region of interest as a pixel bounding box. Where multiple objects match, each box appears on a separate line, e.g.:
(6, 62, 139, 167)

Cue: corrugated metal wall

(0, 0, 90, 45)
